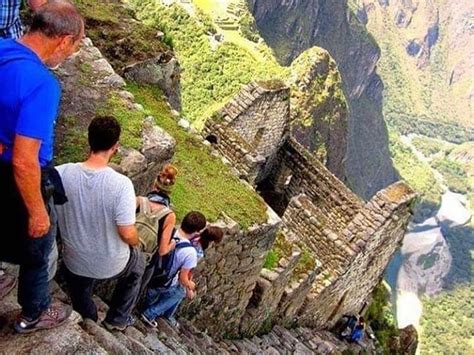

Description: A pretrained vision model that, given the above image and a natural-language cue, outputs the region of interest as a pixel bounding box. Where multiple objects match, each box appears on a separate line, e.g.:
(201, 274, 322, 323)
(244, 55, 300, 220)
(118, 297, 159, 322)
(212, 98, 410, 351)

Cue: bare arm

(28, 0, 48, 11)
(179, 268, 196, 291)
(117, 225, 139, 246)
(158, 212, 176, 256)
(12, 135, 49, 238)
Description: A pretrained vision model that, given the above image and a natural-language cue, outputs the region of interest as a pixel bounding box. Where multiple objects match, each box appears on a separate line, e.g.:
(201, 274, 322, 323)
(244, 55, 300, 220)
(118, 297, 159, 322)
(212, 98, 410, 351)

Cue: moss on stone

(292, 247, 317, 281)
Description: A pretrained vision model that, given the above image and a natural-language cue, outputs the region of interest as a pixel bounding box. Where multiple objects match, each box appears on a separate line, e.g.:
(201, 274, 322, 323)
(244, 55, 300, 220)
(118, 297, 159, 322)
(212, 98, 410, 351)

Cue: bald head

(29, 0, 84, 41)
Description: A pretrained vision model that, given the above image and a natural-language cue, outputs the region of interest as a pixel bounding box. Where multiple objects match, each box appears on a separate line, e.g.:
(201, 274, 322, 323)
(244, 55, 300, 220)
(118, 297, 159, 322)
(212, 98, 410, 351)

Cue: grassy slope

(128, 84, 268, 227)
(129, 0, 287, 128)
(65, 0, 268, 227)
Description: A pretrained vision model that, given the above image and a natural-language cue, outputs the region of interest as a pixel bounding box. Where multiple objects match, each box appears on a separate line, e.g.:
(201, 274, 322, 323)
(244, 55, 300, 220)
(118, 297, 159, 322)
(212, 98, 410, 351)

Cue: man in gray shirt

(56, 116, 145, 331)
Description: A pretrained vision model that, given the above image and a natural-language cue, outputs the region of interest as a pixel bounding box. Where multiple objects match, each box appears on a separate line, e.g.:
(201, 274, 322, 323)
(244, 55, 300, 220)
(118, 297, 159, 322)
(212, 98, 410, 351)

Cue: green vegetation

(416, 252, 439, 270)
(74, 0, 168, 70)
(420, 285, 474, 354)
(292, 248, 317, 281)
(432, 157, 472, 194)
(366, 283, 399, 353)
(420, 218, 474, 352)
(411, 136, 455, 158)
(263, 231, 293, 270)
(263, 250, 280, 270)
(128, 84, 268, 227)
(389, 130, 442, 220)
(129, 0, 286, 127)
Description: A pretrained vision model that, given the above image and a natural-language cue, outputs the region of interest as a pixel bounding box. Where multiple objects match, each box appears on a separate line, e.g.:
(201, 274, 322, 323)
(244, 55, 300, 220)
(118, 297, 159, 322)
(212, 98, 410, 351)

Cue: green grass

(129, 0, 285, 124)
(411, 136, 455, 158)
(263, 250, 280, 270)
(128, 84, 268, 227)
(74, 0, 168, 71)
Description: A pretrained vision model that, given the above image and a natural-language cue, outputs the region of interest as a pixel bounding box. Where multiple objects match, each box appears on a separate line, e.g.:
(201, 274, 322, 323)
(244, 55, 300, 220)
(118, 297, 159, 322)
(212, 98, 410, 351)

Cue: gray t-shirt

(55, 163, 136, 279)
(170, 232, 198, 287)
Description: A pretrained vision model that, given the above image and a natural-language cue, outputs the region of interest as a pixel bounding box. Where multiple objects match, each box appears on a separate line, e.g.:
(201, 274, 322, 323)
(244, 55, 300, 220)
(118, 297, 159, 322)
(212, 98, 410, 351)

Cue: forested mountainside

(248, 0, 399, 200)
(351, 0, 473, 134)
(247, 1, 473, 353)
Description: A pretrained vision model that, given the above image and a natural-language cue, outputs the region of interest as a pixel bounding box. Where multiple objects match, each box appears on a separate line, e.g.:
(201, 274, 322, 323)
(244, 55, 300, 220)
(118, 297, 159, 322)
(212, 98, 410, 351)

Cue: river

(387, 135, 472, 341)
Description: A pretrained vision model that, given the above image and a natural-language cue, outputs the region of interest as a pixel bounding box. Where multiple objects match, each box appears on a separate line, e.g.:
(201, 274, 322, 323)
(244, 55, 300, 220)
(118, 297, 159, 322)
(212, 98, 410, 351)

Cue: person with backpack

(136, 164, 178, 294)
(349, 317, 365, 344)
(140, 211, 207, 328)
(161, 225, 224, 326)
(55, 116, 145, 331)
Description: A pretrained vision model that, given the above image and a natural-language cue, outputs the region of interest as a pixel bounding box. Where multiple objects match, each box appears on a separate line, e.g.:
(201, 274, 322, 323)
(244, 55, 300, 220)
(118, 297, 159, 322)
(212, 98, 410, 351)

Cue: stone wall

(282, 194, 357, 277)
(179, 208, 282, 337)
(240, 251, 301, 336)
(297, 182, 416, 328)
(203, 81, 290, 183)
(268, 138, 363, 233)
(195, 78, 416, 339)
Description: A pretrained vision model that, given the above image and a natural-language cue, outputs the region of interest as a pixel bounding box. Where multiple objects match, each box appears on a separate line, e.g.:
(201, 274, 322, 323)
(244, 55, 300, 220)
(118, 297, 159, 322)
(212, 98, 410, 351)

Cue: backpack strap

(138, 196, 152, 214)
(153, 206, 172, 220)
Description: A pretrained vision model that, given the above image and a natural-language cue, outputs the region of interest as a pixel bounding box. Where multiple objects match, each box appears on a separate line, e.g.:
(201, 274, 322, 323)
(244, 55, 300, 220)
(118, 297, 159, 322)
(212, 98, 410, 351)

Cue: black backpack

(148, 237, 194, 289)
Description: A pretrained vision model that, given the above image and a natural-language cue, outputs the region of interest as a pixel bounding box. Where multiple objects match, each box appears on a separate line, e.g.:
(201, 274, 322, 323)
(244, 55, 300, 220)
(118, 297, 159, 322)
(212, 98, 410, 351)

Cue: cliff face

(356, 0, 474, 131)
(248, 0, 398, 199)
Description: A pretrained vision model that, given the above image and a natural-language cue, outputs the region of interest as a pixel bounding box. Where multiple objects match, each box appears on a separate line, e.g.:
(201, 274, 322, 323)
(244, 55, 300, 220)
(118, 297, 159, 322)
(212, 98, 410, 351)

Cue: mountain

(248, 0, 398, 199)
(352, 0, 474, 135)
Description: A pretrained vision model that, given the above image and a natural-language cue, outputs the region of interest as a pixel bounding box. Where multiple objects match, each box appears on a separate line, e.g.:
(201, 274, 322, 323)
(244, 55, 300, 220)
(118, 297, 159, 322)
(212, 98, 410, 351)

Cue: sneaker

(103, 315, 135, 332)
(14, 302, 72, 334)
(140, 313, 157, 328)
(0, 274, 17, 300)
(166, 316, 180, 328)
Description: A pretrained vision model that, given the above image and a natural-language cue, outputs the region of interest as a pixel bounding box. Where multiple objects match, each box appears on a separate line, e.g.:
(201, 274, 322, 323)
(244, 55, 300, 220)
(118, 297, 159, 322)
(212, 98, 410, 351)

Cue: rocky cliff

(354, 0, 474, 133)
(248, 0, 398, 199)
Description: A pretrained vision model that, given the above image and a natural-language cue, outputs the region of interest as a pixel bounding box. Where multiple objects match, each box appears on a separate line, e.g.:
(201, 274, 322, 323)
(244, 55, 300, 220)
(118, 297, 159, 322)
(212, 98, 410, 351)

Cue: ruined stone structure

(0, 36, 415, 354)
(203, 81, 290, 184)
(190, 81, 417, 338)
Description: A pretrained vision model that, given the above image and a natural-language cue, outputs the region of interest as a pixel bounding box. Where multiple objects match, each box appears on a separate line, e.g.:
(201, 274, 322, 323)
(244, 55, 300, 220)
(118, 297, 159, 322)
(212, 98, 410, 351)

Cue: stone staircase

(0, 272, 371, 355)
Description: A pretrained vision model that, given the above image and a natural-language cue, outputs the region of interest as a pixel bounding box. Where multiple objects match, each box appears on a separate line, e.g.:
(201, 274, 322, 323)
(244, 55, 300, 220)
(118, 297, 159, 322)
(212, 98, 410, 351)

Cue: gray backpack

(136, 197, 172, 264)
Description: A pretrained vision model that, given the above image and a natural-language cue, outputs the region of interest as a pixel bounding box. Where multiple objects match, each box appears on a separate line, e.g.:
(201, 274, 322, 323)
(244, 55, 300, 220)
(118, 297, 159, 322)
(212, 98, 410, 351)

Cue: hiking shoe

(166, 316, 180, 329)
(14, 302, 72, 334)
(103, 315, 135, 332)
(140, 313, 157, 328)
(0, 274, 17, 300)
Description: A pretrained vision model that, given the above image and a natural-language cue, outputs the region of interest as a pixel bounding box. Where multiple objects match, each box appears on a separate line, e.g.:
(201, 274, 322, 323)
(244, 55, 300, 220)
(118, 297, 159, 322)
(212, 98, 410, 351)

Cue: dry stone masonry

(0, 35, 416, 353)
(194, 81, 417, 338)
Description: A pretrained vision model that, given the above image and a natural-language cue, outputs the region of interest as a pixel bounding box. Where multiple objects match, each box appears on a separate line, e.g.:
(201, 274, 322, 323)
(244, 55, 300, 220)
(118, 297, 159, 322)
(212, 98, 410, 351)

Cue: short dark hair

(88, 116, 121, 153)
(181, 212, 206, 234)
(200, 226, 224, 250)
(30, 1, 84, 41)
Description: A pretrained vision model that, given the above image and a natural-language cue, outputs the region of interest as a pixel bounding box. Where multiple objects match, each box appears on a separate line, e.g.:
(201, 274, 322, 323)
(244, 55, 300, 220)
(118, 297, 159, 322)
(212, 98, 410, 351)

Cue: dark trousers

(0, 162, 55, 319)
(64, 247, 145, 325)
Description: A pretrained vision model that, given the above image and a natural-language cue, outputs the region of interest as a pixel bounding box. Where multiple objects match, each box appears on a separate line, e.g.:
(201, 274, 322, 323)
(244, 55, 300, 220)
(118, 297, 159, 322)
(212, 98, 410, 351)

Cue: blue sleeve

(15, 75, 60, 142)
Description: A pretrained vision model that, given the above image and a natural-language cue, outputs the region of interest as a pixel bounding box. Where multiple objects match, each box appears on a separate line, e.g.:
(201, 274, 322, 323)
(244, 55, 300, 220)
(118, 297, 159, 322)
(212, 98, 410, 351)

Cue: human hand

(187, 280, 196, 291)
(28, 206, 50, 238)
(170, 239, 176, 250)
(186, 289, 195, 300)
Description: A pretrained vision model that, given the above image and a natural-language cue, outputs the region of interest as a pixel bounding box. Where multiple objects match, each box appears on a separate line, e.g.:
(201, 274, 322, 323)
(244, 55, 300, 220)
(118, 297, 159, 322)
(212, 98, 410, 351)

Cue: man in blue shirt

(0, 0, 48, 39)
(0, 1, 84, 333)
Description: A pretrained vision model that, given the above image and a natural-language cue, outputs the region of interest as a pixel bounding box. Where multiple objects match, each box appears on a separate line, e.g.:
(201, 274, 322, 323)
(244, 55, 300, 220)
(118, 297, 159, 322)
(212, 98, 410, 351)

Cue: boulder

(123, 52, 181, 111)
(119, 149, 147, 176)
(140, 117, 176, 163)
